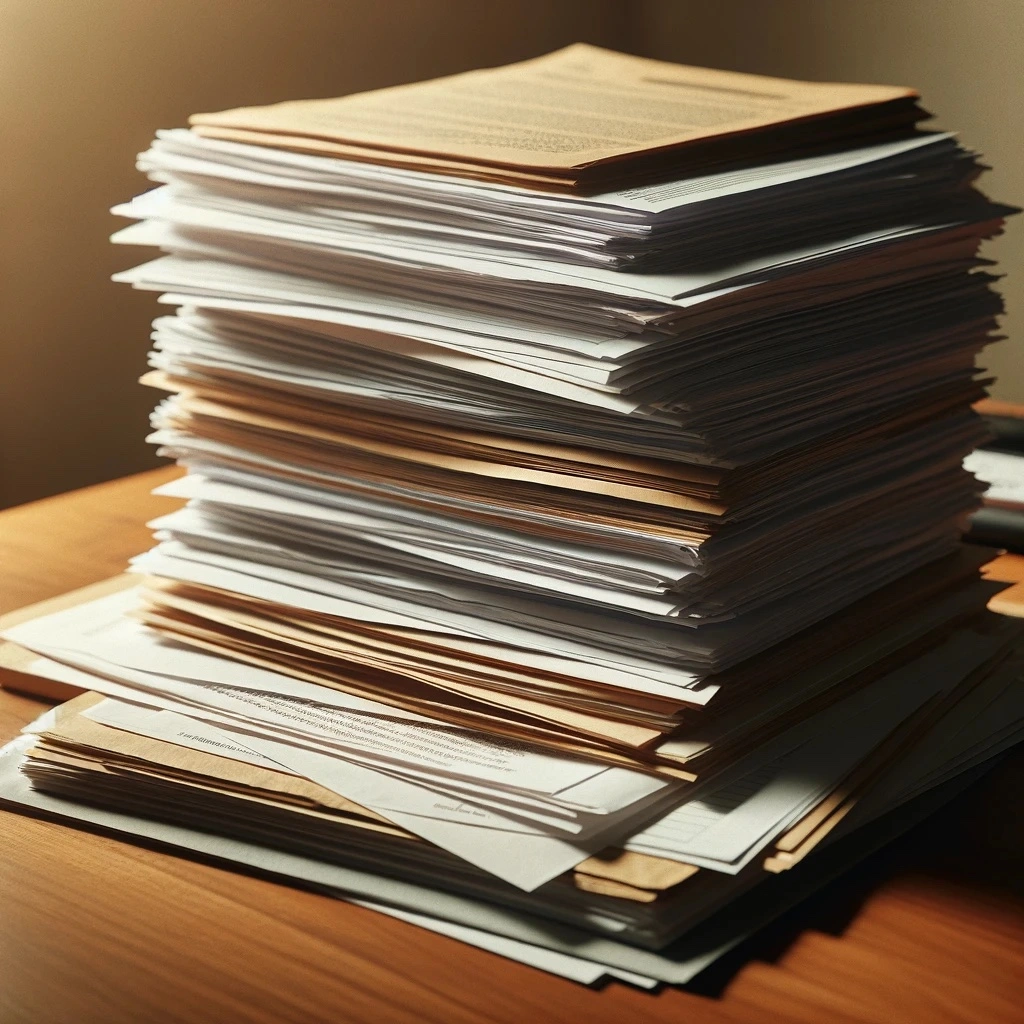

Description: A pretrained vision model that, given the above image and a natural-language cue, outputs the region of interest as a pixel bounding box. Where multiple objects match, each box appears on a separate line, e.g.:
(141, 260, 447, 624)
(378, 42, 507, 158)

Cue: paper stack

(965, 402, 1024, 553)
(2, 46, 1021, 987)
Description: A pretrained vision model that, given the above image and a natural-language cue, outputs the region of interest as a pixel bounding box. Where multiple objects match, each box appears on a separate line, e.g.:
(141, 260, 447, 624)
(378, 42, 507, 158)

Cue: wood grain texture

(0, 468, 1023, 1024)
(0, 466, 183, 614)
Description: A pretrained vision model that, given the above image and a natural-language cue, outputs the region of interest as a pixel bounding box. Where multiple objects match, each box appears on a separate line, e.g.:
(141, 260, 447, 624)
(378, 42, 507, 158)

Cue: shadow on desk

(688, 746, 1024, 1003)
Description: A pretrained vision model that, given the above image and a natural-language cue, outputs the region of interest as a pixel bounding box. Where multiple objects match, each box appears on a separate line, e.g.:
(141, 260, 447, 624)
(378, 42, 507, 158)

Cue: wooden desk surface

(1, 469, 1023, 1024)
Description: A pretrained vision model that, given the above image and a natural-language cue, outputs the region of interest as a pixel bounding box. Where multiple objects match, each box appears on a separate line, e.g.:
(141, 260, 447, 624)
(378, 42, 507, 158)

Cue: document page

(190, 44, 914, 173)
(964, 448, 1024, 508)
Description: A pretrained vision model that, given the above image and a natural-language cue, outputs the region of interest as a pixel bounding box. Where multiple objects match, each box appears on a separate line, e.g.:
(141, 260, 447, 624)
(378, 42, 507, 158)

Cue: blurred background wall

(1, 0, 1021, 509)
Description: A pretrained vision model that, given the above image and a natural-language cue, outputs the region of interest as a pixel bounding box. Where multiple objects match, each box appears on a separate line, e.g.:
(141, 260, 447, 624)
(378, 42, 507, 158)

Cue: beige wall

(639, 0, 1024, 403)
(2, 0, 1021, 508)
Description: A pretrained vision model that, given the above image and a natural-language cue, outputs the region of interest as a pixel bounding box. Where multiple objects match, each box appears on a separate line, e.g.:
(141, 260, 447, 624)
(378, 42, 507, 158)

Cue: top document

(189, 44, 920, 191)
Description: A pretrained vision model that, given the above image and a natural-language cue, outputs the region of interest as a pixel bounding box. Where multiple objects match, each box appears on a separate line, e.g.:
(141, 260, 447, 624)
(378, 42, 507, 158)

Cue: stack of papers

(184, 45, 928, 191)
(965, 403, 1024, 553)
(2, 45, 1021, 988)
(3, 612, 1023, 984)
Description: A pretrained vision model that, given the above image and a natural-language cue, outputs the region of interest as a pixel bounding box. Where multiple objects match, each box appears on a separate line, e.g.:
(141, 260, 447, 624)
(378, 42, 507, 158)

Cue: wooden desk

(1, 469, 1023, 1024)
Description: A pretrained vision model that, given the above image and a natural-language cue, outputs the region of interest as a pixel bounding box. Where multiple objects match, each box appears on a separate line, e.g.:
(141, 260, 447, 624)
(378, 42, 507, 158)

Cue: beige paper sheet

(190, 45, 914, 176)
